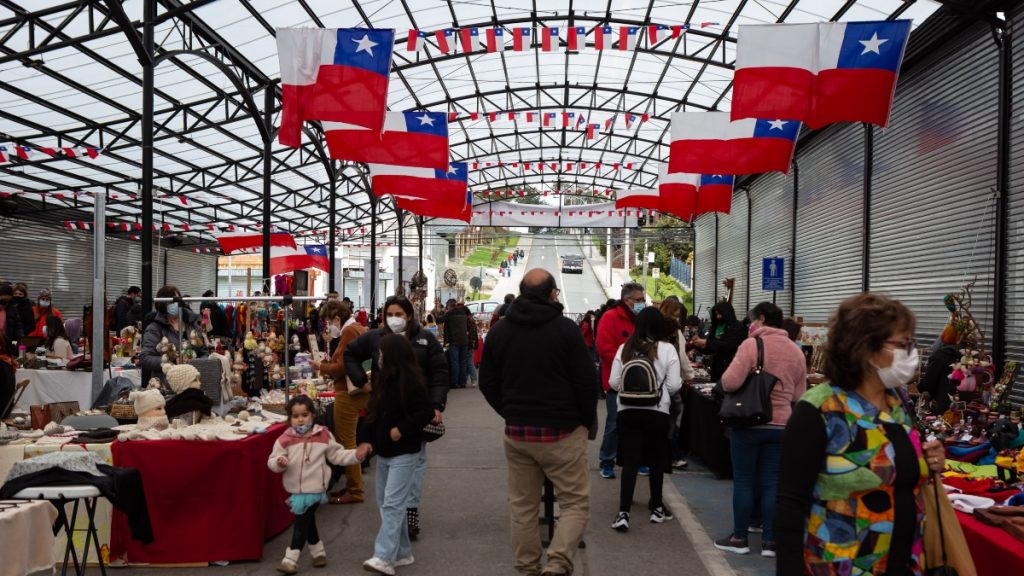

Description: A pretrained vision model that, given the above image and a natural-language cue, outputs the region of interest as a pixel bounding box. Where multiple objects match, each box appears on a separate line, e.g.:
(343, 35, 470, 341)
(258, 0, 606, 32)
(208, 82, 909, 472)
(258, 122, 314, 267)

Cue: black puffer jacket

(438, 308, 469, 348)
(704, 301, 747, 382)
(479, 294, 599, 430)
(139, 309, 206, 375)
(344, 322, 449, 411)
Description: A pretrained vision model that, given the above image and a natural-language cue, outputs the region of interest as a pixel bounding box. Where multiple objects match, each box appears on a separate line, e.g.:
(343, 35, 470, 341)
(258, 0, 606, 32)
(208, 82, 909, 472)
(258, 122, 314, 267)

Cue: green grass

(632, 273, 694, 314)
(467, 292, 491, 301)
(463, 236, 520, 268)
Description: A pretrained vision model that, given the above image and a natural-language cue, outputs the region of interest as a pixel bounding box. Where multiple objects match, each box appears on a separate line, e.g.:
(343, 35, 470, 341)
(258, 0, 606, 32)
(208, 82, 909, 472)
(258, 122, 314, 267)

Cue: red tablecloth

(109, 423, 292, 564)
(957, 510, 1024, 576)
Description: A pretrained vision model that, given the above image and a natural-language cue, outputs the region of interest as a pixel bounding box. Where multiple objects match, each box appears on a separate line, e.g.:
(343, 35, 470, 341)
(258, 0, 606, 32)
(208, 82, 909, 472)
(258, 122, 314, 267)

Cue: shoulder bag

(923, 473, 975, 576)
(716, 336, 778, 428)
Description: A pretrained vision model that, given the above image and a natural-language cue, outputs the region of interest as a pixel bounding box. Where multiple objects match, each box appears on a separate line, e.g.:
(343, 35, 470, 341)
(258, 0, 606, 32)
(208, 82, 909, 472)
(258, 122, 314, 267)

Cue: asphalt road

(524, 234, 609, 315)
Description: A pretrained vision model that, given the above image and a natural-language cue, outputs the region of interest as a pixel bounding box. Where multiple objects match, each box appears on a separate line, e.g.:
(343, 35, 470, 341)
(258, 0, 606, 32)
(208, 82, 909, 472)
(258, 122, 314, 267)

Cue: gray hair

(620, 282, 645, 300)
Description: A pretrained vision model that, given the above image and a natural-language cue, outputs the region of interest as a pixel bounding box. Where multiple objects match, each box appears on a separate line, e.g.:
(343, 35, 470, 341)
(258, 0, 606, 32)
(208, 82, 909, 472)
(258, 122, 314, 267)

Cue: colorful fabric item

(800, 384, 929, 574)
(287, 492, 328, 515)
(504, 424, 576, 443)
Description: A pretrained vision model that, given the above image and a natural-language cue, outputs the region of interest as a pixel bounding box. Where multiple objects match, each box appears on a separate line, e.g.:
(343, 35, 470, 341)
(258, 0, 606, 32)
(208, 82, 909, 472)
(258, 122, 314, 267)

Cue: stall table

(682, 386, 732, 479)
(957, 510, 1024, 575)
(109, 423, 292, 564)
(15, 368, 141, 412)
(0, 499, 58, 576)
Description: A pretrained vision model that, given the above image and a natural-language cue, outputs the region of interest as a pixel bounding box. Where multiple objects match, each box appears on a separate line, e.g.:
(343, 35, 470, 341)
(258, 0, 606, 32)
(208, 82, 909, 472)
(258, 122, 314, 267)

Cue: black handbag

(716, 336, 779, 428)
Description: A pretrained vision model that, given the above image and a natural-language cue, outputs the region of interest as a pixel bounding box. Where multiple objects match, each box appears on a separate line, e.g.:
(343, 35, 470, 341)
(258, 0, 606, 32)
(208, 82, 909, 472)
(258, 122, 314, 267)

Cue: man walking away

(200, 290, 230, 337)
(595, 283, 646, 479)
(480, 269, 599, 576)
(114, 286, 141, 333)
(438, 299, 469, 389)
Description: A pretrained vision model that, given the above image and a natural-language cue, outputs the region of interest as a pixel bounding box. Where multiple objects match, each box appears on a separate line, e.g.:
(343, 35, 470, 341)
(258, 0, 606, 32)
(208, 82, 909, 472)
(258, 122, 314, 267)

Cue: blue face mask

(293, 423, 311, 435)
(632, 302, 645, 314)
(167, 303, 180, 317)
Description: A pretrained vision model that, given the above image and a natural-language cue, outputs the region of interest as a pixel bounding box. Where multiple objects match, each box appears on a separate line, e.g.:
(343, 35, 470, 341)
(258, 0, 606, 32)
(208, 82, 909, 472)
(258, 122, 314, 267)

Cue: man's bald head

(520, 268, 557, 301)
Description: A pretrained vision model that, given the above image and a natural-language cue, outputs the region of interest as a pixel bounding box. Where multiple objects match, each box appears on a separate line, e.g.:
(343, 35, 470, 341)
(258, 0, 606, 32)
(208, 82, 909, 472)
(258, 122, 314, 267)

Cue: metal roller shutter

(793, 124, 864, 323)
(871, 19, 998, 350)
(1006, 7, 1024, 406)
(747, 172, 794, 315)
(716, 190, 749, 316)
(693, 214, 717, 318)
(164, 249, 219, 300)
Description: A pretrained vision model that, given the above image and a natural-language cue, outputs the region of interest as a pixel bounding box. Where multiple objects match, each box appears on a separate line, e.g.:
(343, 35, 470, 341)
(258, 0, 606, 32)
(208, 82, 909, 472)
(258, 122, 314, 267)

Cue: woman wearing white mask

(138, 284, 205, 379)
(344, 295, 448, 541)
(774, 293, 945, 575)
(313, 301, 369, 505)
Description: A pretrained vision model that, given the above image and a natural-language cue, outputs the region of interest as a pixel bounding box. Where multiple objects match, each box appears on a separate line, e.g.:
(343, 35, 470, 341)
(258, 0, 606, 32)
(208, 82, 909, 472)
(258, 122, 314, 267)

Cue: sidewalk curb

(578, 235, 615, 302)
(662, 479, 741, 576)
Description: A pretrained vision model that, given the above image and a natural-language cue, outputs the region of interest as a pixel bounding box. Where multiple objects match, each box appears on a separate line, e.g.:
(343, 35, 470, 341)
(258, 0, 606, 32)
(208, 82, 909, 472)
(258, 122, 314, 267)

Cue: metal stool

(13, 485, 107, 576)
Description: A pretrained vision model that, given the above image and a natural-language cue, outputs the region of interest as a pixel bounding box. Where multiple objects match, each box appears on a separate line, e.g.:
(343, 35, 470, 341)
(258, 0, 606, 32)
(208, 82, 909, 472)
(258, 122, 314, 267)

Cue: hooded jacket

(139, 308, 206, 374)
(268, 424, 361, 494)
(596, 302, 636, 392)
(438, 307, 469, 348)
(703, 301, 747, 382)
(479, 294, 599, 430)
(343, 321, 449, 411)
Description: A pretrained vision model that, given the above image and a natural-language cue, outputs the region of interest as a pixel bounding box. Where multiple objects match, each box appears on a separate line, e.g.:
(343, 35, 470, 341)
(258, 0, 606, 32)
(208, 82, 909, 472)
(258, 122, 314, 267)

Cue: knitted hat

(38, 288, 52, 299)
(165, 364, 201, 394)
(130, 387, 165, 415)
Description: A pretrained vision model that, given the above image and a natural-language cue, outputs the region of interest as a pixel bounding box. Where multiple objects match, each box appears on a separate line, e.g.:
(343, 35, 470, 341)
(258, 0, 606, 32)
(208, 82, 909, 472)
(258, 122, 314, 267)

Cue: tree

(646, 214, 693, 272)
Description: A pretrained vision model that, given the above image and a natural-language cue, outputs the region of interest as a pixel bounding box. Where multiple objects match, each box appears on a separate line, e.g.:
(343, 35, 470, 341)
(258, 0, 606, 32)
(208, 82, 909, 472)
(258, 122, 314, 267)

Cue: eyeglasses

(885, 339, 918, 354)
(553, 288, 561, 296)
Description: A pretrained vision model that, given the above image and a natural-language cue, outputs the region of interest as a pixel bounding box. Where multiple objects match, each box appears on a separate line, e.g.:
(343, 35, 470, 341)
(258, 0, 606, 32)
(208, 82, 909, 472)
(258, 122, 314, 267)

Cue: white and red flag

(669, 112, 800, 175)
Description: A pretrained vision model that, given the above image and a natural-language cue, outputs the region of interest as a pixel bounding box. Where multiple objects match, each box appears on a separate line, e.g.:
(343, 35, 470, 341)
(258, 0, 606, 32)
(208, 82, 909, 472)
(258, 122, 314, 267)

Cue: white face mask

(327, 324, 342, 339)
(386, 316, 407, 333)
(873, 348, 920, 390)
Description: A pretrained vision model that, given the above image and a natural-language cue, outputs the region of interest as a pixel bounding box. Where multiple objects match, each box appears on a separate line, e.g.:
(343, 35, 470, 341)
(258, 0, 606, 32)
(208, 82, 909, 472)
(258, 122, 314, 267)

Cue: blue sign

(762, 257, 785, 291)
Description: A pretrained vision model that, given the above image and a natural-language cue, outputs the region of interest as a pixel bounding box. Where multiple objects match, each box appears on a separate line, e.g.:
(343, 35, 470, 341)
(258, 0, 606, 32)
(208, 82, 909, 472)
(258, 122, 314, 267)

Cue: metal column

(369, 196, 378, 316)
(262, 87, 273, 292)
(790, 158, 799, 317)
(328, 164, 337, 293)
(397, 208, 405, 292)
(993, 21, 1013, 374)
(91, 192, 106, 399)
(861, 123, 873, 293)
(141, 0, 155, 316)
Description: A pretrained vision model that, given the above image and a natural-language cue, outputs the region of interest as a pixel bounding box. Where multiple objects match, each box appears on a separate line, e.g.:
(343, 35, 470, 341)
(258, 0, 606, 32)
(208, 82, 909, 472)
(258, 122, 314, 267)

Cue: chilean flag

(324, 111, 449, 169)
(277, 28, 394, 148)
(513, 27, 532, 51)
(615, 188, 660, 211)
(568, 26, 586, 50)
(619, 26, 639, 50)
(217, 231, 297, 255)
(396, 189, 471, 222)
(595, 26, 613, 50)
(696, 174, 735, 215)
(658, 166, 699, 221)
(270, 244, 330, 275)
(669, 112, 800, 175)
(587, 123, 600, 139)
(370, 162, 467, 200)
(435, 29, 454, 53)
(460, 28, 479, 53)
(732, 20, 912, 128)
(486, 28, 506, 52)
(648, 24, 669, 44)
(407, 30, 427, 52)
(542, 27, 559, 52)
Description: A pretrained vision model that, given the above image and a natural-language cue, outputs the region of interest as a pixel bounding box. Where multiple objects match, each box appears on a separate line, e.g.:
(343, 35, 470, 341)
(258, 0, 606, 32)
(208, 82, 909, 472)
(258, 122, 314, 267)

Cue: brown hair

(322, 300, 352, 323)
(658, 299, 687, 329)
(782, 317, 803, 341)
(824, 293, 916, 390)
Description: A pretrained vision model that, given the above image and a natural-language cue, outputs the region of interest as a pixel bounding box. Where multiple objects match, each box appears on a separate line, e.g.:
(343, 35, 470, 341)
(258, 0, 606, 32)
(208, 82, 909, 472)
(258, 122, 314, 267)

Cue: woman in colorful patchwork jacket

(775, 293, 946, 575)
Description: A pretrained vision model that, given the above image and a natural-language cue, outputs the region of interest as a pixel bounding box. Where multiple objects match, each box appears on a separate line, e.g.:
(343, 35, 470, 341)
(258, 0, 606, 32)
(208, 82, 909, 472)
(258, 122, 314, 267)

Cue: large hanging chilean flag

(270, 244, 330, 275)
(615, 188, 660, 211)
(217, 231, 297, 255)
(658, 165, 699, 221)
(669, 112, 800, 175)
(696, 175, 735, 215)
(370, 162, 467, 199)
(324, 111, 449, 169)
(732, 20, 911, 129)
(277, 28, 394, 148)
(396, 189, 471, 222)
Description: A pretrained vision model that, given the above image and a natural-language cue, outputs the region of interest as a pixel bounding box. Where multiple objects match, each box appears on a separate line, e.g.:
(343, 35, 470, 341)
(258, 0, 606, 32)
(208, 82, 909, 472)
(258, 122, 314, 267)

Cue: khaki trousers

(504, 426, 590, 576)
(333, 391, 370, 499)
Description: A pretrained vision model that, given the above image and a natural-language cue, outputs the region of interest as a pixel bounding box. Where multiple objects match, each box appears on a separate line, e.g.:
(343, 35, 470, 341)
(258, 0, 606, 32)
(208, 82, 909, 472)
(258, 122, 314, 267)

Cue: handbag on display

(715, 336, 778, 428)
(48, 401, 80, 424)
(30, 404, 52, 429)
(422, 421, 445, 442)
(923, 473, 975, 576)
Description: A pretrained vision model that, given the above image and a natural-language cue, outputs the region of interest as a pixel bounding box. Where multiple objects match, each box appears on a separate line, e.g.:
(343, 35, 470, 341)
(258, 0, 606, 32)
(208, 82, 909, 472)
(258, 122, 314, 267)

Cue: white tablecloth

(0, 499, 58, 576)
(14, 369, 141, 412)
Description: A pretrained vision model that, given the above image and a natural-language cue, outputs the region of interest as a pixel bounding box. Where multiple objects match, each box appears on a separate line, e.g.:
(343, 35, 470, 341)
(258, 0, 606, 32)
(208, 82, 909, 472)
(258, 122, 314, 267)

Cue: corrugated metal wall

(693, 214, 717, 317)
(793, 124, 865, 323)
(716, 189, 749, 316)
(1006, 7, 1024, 406)
(747, 171, 794, 315)
(0, 219, 217, 318)
(870, 19, 998, 348)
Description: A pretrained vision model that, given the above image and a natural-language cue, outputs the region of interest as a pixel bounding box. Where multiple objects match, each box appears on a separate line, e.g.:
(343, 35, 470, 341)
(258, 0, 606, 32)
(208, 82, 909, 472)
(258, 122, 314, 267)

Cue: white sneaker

(395, 555, 415, 567)
(611, 511, 630, 531)
(650, 506, 674, 523)
(362, 557, 396, 575)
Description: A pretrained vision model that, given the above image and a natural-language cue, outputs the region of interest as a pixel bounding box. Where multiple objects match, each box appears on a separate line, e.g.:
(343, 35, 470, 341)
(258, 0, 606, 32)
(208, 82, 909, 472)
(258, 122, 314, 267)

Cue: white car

(464, 300, 502, 323)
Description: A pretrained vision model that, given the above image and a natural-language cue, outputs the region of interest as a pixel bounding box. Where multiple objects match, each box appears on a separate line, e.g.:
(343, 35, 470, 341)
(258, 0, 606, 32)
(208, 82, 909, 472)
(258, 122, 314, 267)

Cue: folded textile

(943, 476, 1021, 503)
(947, 493, 995, 514)
(70, 428, 120, 444)
(4, 451, 104, 483)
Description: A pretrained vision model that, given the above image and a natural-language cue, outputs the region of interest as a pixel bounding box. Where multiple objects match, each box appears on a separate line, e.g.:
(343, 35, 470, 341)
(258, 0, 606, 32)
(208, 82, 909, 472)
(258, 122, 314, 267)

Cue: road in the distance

(523, 233, 611, 315)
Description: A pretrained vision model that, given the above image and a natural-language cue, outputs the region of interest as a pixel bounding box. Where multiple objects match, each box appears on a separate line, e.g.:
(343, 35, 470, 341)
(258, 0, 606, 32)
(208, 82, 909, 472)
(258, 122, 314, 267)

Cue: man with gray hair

(480, 268, 599, 576)
(595, 281, 647, 479)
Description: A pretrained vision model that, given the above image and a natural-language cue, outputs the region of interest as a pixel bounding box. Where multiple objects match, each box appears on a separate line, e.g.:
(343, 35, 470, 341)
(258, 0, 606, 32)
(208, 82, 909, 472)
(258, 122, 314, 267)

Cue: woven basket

(262, 403, 287, 415)
(109, 403, 137, 421)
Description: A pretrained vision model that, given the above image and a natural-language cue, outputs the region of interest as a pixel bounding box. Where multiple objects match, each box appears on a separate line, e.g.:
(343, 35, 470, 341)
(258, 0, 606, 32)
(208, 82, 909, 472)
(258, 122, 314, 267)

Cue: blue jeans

(599, 391, 619, 469)
(373, 451, 420, 562)
(448, 346, 468, 388)
(407, 442, 428, 508)
(729, 427, 784, 540)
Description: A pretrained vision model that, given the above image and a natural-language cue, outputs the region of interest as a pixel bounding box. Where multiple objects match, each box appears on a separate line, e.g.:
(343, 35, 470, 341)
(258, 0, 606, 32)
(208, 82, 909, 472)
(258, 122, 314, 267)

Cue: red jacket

(596, 303, 635, 392)
(580, 321, 595, 348)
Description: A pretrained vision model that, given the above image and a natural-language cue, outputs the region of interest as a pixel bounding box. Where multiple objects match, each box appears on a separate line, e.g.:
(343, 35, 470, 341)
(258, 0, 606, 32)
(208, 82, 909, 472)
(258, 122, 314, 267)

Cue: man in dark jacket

(0, 284, 25, 345)
(199, 290, 230, 337)
(479, 268, 599, 576)
(438, 299, 469, 389)
(692, 301, 747, 382)
(114, 286, 141, 333)
(11, 283, 34, 338)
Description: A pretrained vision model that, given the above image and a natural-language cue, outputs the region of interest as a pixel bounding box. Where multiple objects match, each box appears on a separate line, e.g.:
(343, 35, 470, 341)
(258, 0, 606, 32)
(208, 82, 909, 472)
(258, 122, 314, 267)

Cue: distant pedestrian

(579, 311, 596, 362)
(480, 268, 599, 576)
(491, 293, 514, 328)
(114, 286, 141, 333)
(438, 299, 469, 389)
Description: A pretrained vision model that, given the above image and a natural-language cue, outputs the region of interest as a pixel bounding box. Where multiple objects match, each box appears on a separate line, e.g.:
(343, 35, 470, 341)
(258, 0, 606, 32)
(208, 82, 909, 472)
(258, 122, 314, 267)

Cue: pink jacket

(268, 424, 360, 494)
(720, 326, 807, 426)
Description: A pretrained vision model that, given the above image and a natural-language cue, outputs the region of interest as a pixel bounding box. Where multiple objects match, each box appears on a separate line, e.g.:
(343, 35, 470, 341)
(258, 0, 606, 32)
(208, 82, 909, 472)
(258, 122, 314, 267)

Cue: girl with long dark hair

(356, 334, 436, 574)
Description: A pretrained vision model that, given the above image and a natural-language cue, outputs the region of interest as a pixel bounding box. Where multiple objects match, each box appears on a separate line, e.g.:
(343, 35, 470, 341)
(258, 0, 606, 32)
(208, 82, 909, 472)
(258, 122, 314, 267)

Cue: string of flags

(473, 208, 646, 218)
(407, 23, 722, 54)
(450, 111, 650, 137)
(477, 188, 617, 198)
(0, 145, 102, 163)
(468, 160, 643, 172)
(2, 190, 188, 205)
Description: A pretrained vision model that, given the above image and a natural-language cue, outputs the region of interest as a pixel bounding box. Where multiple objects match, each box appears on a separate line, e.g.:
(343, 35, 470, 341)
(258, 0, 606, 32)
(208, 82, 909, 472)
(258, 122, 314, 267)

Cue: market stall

(682, 383, 732, 479)
(15, 368, 141, 412)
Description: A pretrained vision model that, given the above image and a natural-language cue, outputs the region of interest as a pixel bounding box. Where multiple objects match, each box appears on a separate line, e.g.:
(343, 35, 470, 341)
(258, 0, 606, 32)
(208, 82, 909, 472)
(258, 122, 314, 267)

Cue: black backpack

(618, 347, 663, 406)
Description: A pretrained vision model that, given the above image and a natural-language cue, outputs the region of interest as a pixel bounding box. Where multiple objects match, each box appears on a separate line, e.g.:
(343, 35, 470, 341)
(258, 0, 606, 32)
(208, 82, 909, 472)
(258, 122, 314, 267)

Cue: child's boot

(309, 541, 327, 568)
(277, 548, 300, 574)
